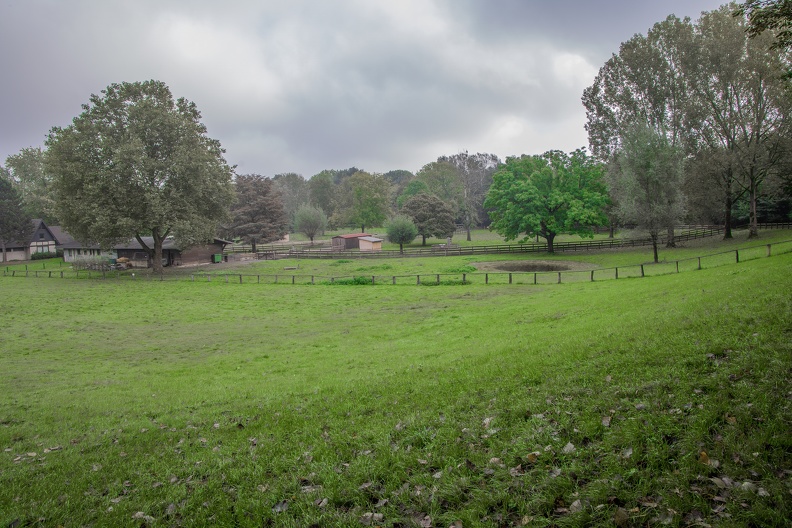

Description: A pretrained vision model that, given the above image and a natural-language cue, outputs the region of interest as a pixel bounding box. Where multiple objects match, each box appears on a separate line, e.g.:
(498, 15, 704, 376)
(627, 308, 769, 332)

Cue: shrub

(31, 252, 58, 260)
(324, 276, 373, 285)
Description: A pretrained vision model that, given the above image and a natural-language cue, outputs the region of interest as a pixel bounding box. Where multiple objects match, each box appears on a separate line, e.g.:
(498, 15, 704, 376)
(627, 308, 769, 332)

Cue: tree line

(2, 2, 790, 269)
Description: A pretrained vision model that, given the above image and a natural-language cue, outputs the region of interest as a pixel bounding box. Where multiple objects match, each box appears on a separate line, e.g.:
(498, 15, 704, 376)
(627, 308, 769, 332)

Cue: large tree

(228, 174, 288, 252)
(437, 152, 500, 240)
(608, 125, 687, 263)
(45, 80, 235, 273)
(0, 172, 35, 262)
(272, 172, 309, 230)
(484, 149, 608, 253)
(401, 192, 457, 246)
(347, 171, 391, 232)
(685, 5, 791, 238)
(5, 147, 58, 224)
(294, 204, 327, 245)
(582, 15, 693, 246)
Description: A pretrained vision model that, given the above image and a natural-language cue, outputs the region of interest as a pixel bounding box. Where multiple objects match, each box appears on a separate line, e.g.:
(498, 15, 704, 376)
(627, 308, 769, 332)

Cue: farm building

(63, 237, 232, 267)
(331, 233, 373, 250)
(2, 219, 60, 261)
(358, 236, 383, 251)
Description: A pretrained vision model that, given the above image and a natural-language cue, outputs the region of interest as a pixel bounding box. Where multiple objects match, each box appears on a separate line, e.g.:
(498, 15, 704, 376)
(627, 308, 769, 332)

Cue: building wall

(2, 248, 28, 261)
(178, 243, 223, 266)
(64, 248, 116, 263)
(359, 240, 381, 252)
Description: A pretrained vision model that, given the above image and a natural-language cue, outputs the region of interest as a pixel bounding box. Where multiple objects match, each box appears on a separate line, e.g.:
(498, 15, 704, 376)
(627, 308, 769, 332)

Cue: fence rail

(5, 239, 791, 287)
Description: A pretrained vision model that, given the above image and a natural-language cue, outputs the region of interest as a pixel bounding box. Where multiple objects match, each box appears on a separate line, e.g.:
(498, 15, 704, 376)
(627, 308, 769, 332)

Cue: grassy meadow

(1, 231, 791, 527)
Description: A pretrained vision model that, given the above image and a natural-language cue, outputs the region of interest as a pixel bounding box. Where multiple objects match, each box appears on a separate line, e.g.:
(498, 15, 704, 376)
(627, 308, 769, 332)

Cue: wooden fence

(5, 238, 791, 287)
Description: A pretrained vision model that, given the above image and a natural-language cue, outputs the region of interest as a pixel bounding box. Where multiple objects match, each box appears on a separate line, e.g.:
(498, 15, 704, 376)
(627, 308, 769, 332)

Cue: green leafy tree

(484, 149, 608, 253)
(736, 0, 792, 49)
(437, 152, 500, 240)
(402, 193, 456, 246)
(272, 172, 309, 230)
(685, 6, 790, 238)
(385, 215, 418, 254)
(308, 171, 336, 220)
(396, 179, 430, 209)
(5, 147, 58, 224)
(45, 80, 235, 273)
(416, 161, 464, 214)
(348, 171, 391, 232)
(228, 174, 288, 252)
(0, 171, 35, 262)
(608, 125, 687, 263)
(294, 204, 328, 245)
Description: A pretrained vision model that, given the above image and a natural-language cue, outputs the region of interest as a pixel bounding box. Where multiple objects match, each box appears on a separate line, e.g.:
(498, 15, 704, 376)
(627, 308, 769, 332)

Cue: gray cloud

(1, 0, 726, 177)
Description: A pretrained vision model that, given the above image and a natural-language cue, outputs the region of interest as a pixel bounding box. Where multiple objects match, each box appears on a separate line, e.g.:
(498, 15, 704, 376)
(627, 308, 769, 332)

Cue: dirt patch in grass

(472, 259, 596, 272)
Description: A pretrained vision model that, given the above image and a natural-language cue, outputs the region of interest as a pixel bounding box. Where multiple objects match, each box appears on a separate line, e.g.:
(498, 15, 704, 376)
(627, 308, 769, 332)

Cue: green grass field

(1, 232, 791, 526)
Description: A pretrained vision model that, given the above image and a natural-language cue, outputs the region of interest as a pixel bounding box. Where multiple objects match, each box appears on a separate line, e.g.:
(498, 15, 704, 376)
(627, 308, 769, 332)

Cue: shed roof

(333, 233, 371, 239)
(358, 236, 383, 242)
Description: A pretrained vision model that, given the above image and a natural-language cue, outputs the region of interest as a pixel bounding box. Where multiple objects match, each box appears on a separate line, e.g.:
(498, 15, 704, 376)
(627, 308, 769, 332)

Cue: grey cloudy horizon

(1, 0, 727, 178)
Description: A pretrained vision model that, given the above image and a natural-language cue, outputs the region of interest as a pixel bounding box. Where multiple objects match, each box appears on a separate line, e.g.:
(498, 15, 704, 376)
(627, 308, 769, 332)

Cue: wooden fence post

(640, 264, 644, 277)
(676, 261, 679, 273)
(509, 273, 512, 284)
(767, 244, 772, 257)
(615, 267, 618, 279)
(557, 272, 561, 284)
(534, 273, 537, 285)
(225, 275, 229, 283)
(698, 257, 701, 270)
(417, 275, 420, 285)
(239, 274, 242, 284)
(735, 250, 739, 263)
(372, 276, 375, 285)
(485, 273, 489, 284)
(292, 275, 295, 284)
(590, 270, 594, 282)
(436, 274, 440, 284)
(462, 273, 466, 283)
(392, 276, 395, 285)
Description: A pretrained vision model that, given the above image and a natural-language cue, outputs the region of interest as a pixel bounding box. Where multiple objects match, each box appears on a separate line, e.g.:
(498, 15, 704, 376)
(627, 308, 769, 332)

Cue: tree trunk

(665, 226, 676, 248)
(251, 238, 257, 254)
(309, 236, 314, 246)
(361, 224, 365, 232)
(421, 235, 427, 246)
(748, 177, 759, 238)
(466, 226, 471, 242)
(609, 222, 615, 239)
(723, 191, 733, 239)
(651, 231, 659, 263)
(545, 232, 555, 253)
(399, 243, 403, 254)
(1, 242, 6, 262)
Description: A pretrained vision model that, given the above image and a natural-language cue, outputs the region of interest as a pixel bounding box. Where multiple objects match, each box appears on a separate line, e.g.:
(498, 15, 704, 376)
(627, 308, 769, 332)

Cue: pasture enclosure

(1, 249, 790, 526)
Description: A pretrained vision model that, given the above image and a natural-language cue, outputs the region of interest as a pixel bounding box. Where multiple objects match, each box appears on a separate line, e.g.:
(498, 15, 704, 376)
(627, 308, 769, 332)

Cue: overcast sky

(1, 0, 728, 177)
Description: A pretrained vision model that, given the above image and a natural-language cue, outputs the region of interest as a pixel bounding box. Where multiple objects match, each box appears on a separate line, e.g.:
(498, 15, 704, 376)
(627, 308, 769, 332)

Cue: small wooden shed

(331, 233, 372, 251)
(358, 236, 383, 252)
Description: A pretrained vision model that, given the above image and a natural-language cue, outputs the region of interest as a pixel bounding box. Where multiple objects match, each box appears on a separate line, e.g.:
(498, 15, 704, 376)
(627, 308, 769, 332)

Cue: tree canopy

(736, 0, 792, 49)
(227, 174, 288, 251)
(45, 80, 235, 273)
(401, 193, 456, 246)
(5, 147, 57, 224)
(385, 215, 418, 254)
(607, 125, 687, 263)
(294, 204, 327, 245)
(484, 149, 608, 253)
(0, 174, 34, 262)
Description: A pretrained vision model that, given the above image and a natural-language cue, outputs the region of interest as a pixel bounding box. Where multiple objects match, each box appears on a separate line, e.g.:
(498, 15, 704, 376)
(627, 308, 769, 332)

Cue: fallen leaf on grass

(360, 512, 384, 525)
(419, 515, 432, 527)
(132, 512, 155, 523)
(621, 447, 633, 459)
(602, 416, 612, 427)
(525, 452, 540, 464)
(314, 498, 328, 508)
(563, 442, 575, 454)
(549, 468, 562, 478)
(569, 499, 583, 513)
(374, 498, 388, 508)
(359, 482, 373, 490)
(272, 500, 288, 513)
(432, 471, 443, 479)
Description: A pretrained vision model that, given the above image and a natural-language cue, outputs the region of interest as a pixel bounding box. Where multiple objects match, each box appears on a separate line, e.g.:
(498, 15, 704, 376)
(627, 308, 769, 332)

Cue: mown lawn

(1, 244, 791, 526)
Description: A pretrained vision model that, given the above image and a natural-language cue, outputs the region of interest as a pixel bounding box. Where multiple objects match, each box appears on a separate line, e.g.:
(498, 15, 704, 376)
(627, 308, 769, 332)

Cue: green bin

(212, 254, 223, 263)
